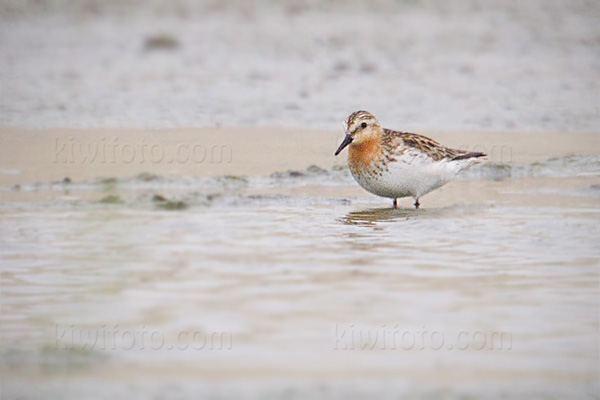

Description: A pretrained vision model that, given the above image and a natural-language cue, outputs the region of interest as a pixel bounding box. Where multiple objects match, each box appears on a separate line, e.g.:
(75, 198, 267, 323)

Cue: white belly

(350, 151, 475, 199)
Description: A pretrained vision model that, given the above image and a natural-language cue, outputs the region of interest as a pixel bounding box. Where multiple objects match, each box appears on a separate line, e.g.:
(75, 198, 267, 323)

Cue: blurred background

(1, 0, 598, 130)
(1, 1, 599, 400)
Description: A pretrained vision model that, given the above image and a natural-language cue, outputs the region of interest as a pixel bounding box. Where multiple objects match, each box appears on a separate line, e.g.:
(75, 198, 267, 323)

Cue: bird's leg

(414, 199, 420, 209)
(393, 198, 398, 209)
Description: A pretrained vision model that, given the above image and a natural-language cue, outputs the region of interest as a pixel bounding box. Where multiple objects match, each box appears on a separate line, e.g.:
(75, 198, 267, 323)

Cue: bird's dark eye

(361, 122, 367, 129)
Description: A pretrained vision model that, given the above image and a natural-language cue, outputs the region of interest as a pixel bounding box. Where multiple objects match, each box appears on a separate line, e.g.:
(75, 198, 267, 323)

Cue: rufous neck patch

(348, 137, 382, 171)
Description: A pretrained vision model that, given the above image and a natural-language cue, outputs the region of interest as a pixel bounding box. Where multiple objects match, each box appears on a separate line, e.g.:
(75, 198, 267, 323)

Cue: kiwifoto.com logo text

(53, 137, 232, 164)
(55, 324, 233, 351)
(333, 324, 512, 351)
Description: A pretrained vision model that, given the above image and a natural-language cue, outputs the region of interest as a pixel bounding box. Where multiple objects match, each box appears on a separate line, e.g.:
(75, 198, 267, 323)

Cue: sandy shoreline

(1, 128, 599, 187)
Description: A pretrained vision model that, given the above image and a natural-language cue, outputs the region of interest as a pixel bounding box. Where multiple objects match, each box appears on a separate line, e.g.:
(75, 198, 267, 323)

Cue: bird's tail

(451, 151, 487, 161)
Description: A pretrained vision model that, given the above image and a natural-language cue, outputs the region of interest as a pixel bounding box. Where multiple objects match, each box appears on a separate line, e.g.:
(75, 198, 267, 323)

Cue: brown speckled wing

(383, 129, 465, 161)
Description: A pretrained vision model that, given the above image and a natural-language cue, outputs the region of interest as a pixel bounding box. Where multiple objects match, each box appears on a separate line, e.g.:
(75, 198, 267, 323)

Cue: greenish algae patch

(152, 194, 188, 210)
(99, 194, 123, 204)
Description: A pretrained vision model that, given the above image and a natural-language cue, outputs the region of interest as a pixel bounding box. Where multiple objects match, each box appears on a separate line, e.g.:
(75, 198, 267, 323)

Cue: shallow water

(1, 163, 599, 399)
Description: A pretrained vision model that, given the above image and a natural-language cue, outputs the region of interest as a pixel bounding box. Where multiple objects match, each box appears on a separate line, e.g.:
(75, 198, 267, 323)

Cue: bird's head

(335, 110, 382, 156)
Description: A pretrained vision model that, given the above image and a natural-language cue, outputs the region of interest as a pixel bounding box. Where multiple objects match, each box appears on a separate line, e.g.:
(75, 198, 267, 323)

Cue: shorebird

(335, 110, 486, 209)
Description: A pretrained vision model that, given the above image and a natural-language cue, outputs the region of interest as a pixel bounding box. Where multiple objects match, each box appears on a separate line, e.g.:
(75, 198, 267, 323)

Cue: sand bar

(1, 128, 598, 187)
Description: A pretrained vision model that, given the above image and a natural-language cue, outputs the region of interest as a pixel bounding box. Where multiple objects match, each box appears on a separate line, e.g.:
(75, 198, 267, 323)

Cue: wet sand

(1, 128, 599, 399)
(2, 0, 599, 132)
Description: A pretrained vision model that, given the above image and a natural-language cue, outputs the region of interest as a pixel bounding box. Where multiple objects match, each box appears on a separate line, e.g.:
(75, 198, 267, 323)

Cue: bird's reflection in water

(340, 207, 422, 226)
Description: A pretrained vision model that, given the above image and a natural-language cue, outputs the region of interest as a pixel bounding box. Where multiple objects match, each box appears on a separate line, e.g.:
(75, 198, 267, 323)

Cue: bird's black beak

(334, 134, 353, 156)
